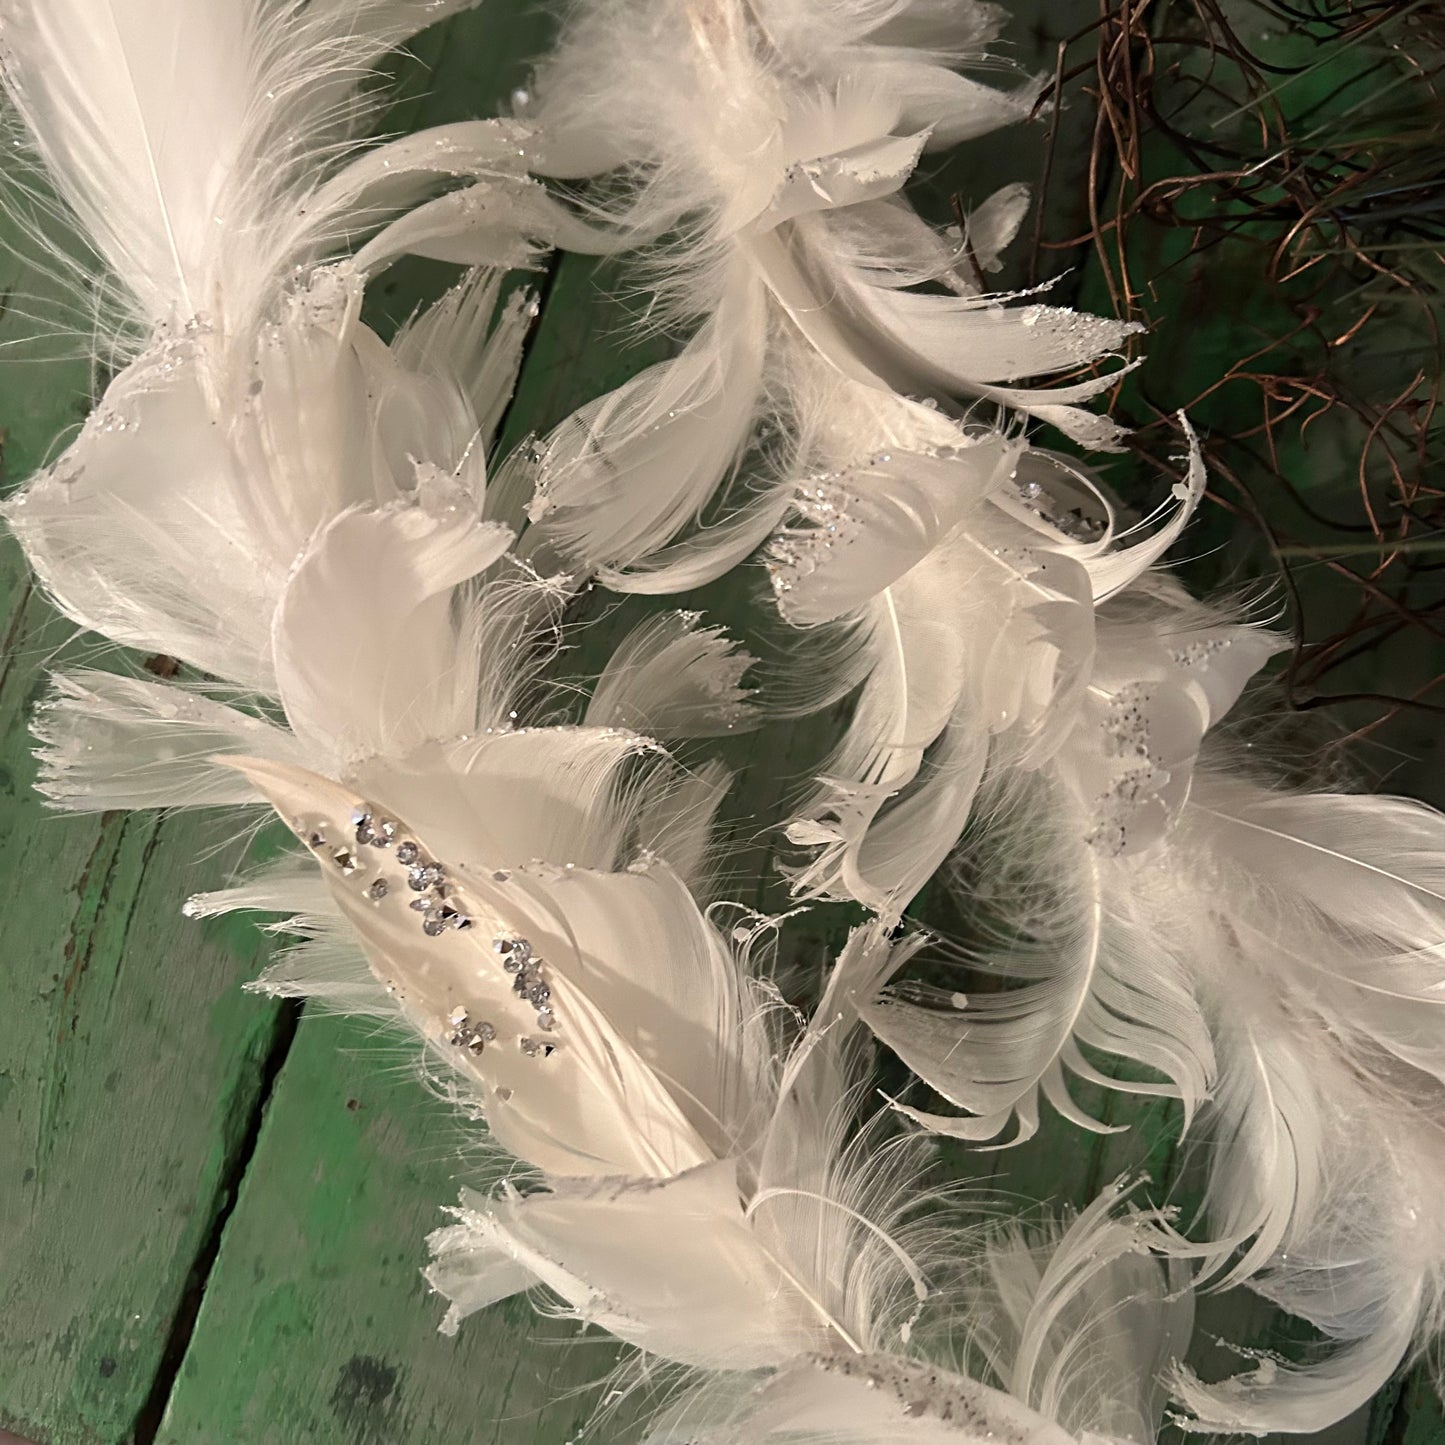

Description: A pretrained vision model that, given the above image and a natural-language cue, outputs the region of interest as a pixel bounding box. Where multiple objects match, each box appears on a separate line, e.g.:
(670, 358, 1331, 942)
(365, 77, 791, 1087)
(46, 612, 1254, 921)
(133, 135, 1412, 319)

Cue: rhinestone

(331, 848, 360, 874)
(350, 806, 370, 827)
(368, 818, 397, 848)
(475, 1021, 496, 1043)
(536, 1008, 555, 1031)
(367, 878, 389, 901)
(306, 830, 326, 850)
(519, 1037, 541, 1057)
(465, 1034, 486, 1054)
(448, 1006, 469, 1027)
(396, 841, 420, 865)
(422, 914, 446, 937)
(408, 863, 442, 891)
(409, 898, 430, 912)
(355, 818, 374, 846)
(526, 981, 550, 1008)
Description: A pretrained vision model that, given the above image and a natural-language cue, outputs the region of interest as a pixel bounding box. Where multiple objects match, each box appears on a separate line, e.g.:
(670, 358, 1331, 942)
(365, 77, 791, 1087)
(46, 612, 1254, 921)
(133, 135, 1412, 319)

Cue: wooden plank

(152, 1013, 650, 1445)
(0, 256, 290, 1441)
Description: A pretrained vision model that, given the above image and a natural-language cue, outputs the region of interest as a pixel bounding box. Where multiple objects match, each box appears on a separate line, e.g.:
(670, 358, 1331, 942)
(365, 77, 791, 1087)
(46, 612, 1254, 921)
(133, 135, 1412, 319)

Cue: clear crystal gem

(396, 841, 419, 865)
(494, 937, 532, 970)
(367, 878, 389, 901)
(408, 863, 442, 891)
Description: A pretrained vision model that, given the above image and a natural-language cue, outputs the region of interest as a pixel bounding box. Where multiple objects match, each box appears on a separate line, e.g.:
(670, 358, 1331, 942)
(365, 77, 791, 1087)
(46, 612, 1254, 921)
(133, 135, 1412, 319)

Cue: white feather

(586, 611, 757, 738)
(526, 268, 770, 574)
(0, 0, 513, 337)
(969, 1183, 1194, 1445)
(5, 258, 530, 689)
(271, 492, 513, 763)
(770, 426, 1103, 914)
(639, 1175, 1190, 1445)
(510, 0, 1128, 597)
(32, 669, 312, 811)
(428, 1160, 829, 1368)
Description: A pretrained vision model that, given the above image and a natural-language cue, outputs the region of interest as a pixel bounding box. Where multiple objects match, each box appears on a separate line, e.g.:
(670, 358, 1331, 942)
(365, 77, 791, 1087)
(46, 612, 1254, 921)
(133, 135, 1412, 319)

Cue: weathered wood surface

(0, 3, 1440, 1444)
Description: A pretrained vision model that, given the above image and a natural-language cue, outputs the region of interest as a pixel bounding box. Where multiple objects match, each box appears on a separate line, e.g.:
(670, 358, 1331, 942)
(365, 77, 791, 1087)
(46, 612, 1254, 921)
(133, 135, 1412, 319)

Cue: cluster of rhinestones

(323, 806, 473, 937)
(300, 804, 560, 1058)
(401, 847, 474, 938)
(1084, 684, 1170, 856)
(1171, 635, 1229, 670)
(494, 936, 557, 1054)
(808, 1352, 1030, 1441)
(1014, 472, 1108, 544)
(766, 473, 854, 612)
(445, 1007, 496, 1054)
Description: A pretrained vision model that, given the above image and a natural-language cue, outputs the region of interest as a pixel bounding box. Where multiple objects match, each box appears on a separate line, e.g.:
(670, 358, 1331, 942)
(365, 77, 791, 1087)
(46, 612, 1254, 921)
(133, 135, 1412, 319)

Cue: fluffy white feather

(771, 390, 1208, 916)
(586, 611, 757, 738)
(32, 669, 315, 811)
(845, 586, 1279, 1141)
(4, 259, 531, 689)
(425, 927, 946, 1369)
(638, 1174, 1190, 1445)
(0, 0, 527, 339)
(1160, 774, 1445, 1433)
(848, 624, 1445, 1433)
(504, 0, 1140, 585)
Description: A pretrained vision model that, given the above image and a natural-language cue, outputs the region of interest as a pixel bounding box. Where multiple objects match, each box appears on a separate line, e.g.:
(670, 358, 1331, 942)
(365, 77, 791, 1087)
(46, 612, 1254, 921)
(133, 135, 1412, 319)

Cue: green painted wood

(0, 2, 1436, 1443)
(0, 205, 297, 1443)
(0, 267, 289, 1443)
(151, 1012, 650, 1445)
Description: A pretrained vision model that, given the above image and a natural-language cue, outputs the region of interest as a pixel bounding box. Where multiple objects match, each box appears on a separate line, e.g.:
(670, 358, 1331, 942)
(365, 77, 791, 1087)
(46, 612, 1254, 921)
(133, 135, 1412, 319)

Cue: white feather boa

(3, 1, 1444, 1442)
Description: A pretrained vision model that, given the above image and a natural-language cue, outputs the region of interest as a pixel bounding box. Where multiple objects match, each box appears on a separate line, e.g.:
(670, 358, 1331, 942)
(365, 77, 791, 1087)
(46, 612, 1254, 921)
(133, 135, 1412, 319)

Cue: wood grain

(0, 3, 1438, 1444)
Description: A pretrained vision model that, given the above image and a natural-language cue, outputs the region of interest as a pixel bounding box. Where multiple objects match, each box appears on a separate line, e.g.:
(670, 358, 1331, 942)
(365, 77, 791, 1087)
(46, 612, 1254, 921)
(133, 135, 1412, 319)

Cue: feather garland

(4, 2, 1445, 1443)
(503, 0, 1141, 583)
